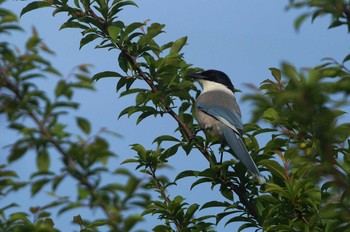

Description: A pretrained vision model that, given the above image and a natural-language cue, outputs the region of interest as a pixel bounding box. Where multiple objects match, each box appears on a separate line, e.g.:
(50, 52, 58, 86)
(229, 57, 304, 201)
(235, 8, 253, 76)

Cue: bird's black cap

(187, 69, 235, 92)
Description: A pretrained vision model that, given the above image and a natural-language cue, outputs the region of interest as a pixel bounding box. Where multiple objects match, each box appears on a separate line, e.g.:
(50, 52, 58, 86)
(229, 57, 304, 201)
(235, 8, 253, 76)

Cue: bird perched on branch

(188, 70, 265, 184)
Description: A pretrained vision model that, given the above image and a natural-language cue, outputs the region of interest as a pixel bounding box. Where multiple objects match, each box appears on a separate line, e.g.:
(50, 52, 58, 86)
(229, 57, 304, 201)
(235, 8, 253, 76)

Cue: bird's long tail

(221, 125, 266, 184)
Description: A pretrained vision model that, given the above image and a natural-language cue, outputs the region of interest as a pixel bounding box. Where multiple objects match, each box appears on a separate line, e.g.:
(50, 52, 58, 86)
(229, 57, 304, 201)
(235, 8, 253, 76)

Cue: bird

(187, 69, 265, 184)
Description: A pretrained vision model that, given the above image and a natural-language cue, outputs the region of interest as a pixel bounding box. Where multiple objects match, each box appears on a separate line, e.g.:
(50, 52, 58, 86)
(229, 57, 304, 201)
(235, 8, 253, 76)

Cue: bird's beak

(186, 72, 208, 80)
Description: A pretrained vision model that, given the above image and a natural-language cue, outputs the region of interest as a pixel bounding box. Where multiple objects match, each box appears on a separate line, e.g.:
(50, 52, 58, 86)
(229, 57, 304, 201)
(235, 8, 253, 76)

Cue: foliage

(0, 0, 349, 231)
(0, 1, 149, 231)
(288, 0, 350, 32)
(244, 62, 350, 231)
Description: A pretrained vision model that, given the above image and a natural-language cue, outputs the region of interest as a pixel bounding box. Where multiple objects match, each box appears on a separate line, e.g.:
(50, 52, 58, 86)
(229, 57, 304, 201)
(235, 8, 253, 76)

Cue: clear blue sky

(1, 0, 349, 231)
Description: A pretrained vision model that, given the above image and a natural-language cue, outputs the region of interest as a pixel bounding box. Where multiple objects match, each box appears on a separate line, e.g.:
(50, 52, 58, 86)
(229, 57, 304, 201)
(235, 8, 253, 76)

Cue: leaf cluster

(244, 62, 350, 231)
(0, 3, 150, 231)
(288, 0, 350, 32)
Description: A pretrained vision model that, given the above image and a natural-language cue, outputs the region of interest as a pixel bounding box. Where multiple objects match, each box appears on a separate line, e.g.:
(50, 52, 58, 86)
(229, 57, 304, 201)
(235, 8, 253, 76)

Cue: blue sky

(1, 0, 349, 231)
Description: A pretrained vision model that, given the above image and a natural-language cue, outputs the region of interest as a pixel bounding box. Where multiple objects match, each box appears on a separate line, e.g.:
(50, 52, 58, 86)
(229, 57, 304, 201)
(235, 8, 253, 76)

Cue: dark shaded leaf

(175, 170, 200, 181)
(31, 178, 51, 196)
(201, 201, 230, 210)
(76, 116, 91, 134)
(91, 71, 123, 81)
(80, 33, 100, 49)
(20, 1, 51, 17)
(60, 22, 89, 30)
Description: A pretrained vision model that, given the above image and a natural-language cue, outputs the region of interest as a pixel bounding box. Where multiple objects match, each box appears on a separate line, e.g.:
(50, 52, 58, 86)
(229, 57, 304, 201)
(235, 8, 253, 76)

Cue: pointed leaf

(184, 204, 199, 225)
(108, 25, 122, 40)
(80, 34, 100, 49)
(60, 22, 89, 30)
(175, 170, 200, 181)
(201, 201, 230, 210)
(259, 159, 287, 180)
(170, 36, 187, 54)
(269, 67, 281, 82)
(91, 71, 123, 81)
(20, 1, 51, 17)
(76, 117, 91, 134)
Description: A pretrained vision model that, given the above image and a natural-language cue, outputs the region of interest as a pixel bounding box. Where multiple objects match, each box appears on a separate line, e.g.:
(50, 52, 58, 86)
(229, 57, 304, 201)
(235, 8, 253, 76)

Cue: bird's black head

(187, 69, 235, 92)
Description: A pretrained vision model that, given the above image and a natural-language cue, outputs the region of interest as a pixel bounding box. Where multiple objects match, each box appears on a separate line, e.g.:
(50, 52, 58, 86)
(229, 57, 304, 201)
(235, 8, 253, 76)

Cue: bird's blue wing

(197, 101, 243, 134)
(197, 99, 265, 184)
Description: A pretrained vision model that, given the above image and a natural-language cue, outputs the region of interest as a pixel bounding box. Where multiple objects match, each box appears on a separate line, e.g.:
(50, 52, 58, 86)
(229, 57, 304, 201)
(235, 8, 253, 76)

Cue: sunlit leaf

(108, 25, 122, 41)
(170, 36, 187, 54)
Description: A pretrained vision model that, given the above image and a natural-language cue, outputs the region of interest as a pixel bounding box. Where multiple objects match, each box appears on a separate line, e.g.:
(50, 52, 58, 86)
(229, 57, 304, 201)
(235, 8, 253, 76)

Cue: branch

(149, 165, 183, 231)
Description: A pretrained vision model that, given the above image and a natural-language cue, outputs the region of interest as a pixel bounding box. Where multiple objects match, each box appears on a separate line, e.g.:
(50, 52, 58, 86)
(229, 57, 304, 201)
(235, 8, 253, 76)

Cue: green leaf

(328, 19, 343, 29)
(138, 23, 165, 46)
(294, 13, 309, 31)
(73, 214, 83, 225)
(238, 222, 256, 231)
(55, 80, 72, 99)
(20, 1, 51, 17)
(131, 144, 147, 158)
(220, 189, 233, 201)
(0, 170, 18, 178)
(216, 211, 233, 225)
(118, 52, 129, 72)
(37, 149, 50, 172)
(52, 175, 64, 190)
(191, 177, 213, 189)
(109, 0, 138, 19)
(201, 201, 230, 210)
(8, 145, 28, 163)
(135, 92, 146, 105)
(108, 25, 122, 41)
(175, 170, 200, 181)
(136, 111, 155, 124)
(43, 218, 55, 228)
(121, 22, 144, 41)
(263, 108, 279, 123)
(162, 145, 179, 158)
(259, 159, 287, 181)
(31, 178, 51, 196)
(76, 117, 91, 134)
(91, 71, 123, 81)
(342, 54, 350, 63)
(8, 212, 30, 222)
(58, 203, 84, 215)
(170, 36, 187, 54)
(80, 33, 100, 49)
(124, 214, 143, 231)
(153, 135, 180, 144)
(269, 67, 281, 82)
(184, 204, 199, 225)
(86, 220, 108, 228)
(120, 158, 139, 165)
(60, 22, 89, 30)
(153, 225, 171, 232)
(26, 36, 41, 50)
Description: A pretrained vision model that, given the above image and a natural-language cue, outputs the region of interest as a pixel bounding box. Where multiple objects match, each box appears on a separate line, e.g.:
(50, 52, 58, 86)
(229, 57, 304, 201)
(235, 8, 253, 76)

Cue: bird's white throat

(198, 80, 234, 95)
